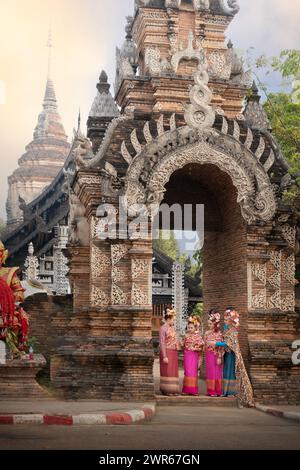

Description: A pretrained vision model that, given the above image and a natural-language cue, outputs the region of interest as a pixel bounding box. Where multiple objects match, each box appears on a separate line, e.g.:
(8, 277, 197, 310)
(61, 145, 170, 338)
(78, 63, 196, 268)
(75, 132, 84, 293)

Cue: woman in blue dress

(216, 308, 254, 408)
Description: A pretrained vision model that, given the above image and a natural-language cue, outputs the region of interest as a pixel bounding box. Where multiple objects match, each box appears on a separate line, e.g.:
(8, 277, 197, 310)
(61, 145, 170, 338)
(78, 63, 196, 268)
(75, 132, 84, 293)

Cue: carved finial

(187, 31, 194, 51)
(125, 16, 134, 38)
(250, 81, 259, 99)
(121, 141, 133, 165)
(170, 114, 177, 131)
(97, 70, 110, 94)
(90, 71, 119, 118)
(244, 82, 272, 131)
(105, 162, 118, 178)
(130, 129, 142, 154)
(218, 0, 240, 15)
(184, 42, 215, 130)
(171, 30, 206, 73)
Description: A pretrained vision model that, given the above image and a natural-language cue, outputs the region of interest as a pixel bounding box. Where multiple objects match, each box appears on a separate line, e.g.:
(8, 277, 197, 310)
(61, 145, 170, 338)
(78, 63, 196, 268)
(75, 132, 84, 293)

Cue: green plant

(27, 336, 40, 352)
(5, 329, 21, 357)
(192, 303, 204, 319)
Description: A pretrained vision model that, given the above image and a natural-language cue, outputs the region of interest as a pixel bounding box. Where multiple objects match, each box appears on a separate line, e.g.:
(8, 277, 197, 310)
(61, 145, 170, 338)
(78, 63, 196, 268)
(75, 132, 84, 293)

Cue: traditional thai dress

(159, 323, 180, 395)
(0, 267, 25, 303)
(0, 268, 28, 351)
(217, 327, 255, 407)
(182, 331, 204, 396)
(0, 278, 15, 335)
(204, 330, 223, 396)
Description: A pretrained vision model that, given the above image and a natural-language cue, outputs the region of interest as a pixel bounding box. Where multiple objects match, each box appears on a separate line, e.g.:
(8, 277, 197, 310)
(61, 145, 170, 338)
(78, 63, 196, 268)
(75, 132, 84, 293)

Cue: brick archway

(122, 121, 277, 364)
(161, 163, 249, 357)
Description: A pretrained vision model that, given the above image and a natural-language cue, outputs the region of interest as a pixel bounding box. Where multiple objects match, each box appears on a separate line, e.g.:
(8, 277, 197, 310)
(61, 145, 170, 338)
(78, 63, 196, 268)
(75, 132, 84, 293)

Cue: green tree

(255, 49, 300, 96)
(254, 49, 300, 198)
(264, 93, 300, 185)
(153, 230, 178, 260)
(178, 253, 191, 272)
(178, 249, 203, 285)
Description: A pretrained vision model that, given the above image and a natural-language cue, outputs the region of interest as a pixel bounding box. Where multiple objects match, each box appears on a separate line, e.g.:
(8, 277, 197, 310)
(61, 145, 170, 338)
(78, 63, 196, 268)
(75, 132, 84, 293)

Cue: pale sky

(0, 0, 299, 221)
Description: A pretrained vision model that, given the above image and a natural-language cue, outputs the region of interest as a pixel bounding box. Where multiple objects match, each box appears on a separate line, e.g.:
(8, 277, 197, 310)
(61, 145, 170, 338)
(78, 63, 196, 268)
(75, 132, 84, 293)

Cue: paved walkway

(0, 406, 299, 450)
(0, 359, 298, 425)
(0, 401, 151, 415)
(256, 404, 300, 423)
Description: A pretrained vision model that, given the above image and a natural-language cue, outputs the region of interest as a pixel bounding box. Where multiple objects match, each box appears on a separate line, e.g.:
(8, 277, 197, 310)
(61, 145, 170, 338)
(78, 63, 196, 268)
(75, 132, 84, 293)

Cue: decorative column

(247, 213, 300, 405)
(53, 226, 69, 295)
(24, 243, 40, 281)
(172, 260, 186, 335)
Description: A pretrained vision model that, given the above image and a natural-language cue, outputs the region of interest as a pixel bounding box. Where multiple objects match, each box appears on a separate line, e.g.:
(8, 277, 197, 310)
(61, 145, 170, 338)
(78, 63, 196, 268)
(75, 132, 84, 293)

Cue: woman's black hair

(209, 308, 219, 315)
(164, 313, 174, 321)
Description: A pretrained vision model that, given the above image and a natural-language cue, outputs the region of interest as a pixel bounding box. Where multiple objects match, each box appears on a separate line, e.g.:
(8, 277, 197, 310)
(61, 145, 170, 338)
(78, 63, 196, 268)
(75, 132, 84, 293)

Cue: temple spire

(47, 26, 53, 79)
(77, 108, 81, 132)
(89, 70, 119, 118)
(43, 28, 57, 111)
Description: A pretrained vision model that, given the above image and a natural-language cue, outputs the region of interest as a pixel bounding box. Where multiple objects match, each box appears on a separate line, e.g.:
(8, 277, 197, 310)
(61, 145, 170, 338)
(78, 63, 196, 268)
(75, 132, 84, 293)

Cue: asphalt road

(0, 406, 300, 451)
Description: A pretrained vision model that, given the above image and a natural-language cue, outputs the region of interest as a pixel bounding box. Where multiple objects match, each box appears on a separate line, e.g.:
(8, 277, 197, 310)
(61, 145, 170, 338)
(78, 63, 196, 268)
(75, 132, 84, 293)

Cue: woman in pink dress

(204, 309, 224, 397)
(159, 308, 180, 396)
(182, 316, 204, 396)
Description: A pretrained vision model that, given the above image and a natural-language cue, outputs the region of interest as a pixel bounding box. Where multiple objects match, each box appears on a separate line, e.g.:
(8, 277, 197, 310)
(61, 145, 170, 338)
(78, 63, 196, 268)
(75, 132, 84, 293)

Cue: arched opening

(152, 162, 249, 394)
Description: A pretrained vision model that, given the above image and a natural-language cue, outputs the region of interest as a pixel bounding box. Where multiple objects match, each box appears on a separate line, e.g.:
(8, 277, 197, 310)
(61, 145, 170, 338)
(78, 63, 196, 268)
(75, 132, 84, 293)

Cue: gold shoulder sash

(6, 267, 19, 287)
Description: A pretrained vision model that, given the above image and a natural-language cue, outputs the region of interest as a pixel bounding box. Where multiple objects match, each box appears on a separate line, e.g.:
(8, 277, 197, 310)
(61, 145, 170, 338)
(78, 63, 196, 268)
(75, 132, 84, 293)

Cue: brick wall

(248, 311, 300, 404)
(202, 167, 248, 358)
(22, 294, 73, 375)
(50, 306, 155, 400)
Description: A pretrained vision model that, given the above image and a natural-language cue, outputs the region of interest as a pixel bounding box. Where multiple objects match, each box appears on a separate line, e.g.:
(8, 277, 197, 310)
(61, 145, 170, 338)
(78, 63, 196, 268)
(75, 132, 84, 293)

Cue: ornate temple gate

(51, 118, 299, 402)
(51, 0, 300, 403)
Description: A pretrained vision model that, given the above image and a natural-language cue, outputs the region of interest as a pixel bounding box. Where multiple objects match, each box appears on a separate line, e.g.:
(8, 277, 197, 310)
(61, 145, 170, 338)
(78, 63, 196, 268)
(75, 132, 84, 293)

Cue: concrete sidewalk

(256, 403, 300, 423)
(0, 400, 156, 426)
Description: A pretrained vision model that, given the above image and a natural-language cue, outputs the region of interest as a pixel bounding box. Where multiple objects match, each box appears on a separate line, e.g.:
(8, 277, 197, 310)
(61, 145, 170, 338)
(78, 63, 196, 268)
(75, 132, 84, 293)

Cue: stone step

(156, 395, 237, 407)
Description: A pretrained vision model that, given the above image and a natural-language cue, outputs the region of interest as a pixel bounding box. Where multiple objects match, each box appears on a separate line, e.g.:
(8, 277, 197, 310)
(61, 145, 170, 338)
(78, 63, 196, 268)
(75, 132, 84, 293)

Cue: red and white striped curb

(0, 404, 156, 426)
(256, 404, 300, 423)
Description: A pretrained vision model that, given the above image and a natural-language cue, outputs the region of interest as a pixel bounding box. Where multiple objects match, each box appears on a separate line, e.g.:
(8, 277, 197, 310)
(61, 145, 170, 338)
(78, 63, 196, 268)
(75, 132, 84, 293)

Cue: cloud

(229, 0, 300, 52)
(0, 0, 299, 220)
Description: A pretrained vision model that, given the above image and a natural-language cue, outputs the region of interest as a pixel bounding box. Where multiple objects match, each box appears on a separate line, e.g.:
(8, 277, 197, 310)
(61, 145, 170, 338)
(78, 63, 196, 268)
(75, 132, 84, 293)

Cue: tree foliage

(255, 49, 300, 198)
(179, 249, 203, 285)
(264, 93, 300, 183)
(153, 230, 178, 260)
(256, 49, 300, 94)
(153, 231, 203, 285)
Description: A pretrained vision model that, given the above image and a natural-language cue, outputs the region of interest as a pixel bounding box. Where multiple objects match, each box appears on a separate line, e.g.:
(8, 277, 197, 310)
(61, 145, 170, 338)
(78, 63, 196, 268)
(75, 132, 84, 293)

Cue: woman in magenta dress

(159, 308, 180, 396)
(182, 316, 204, 396)
(204, 310, 224, 397)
